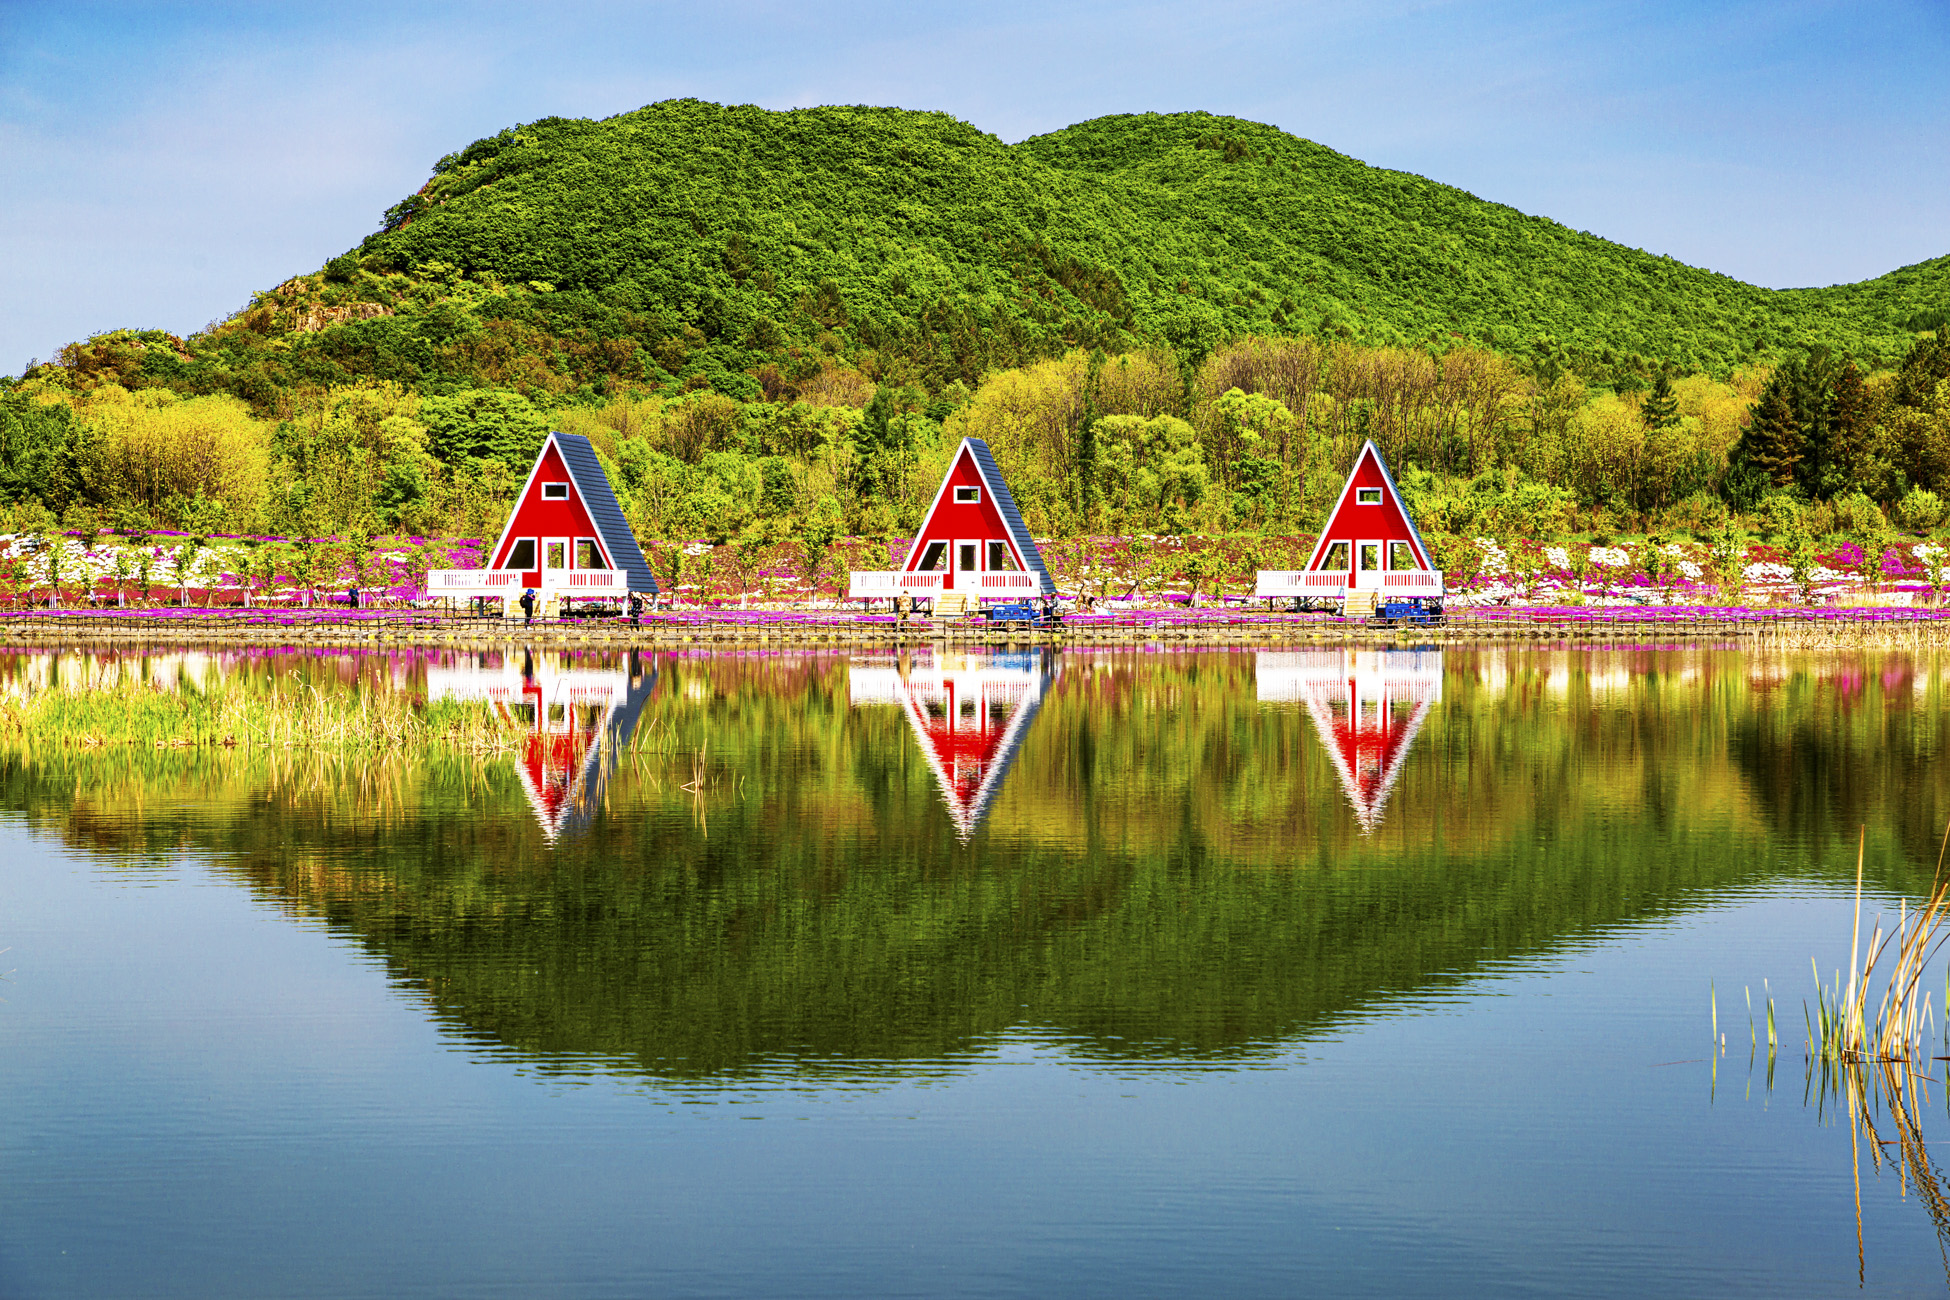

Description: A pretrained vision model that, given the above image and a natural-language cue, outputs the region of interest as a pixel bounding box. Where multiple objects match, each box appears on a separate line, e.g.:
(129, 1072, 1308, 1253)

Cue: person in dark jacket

(520, 588, 536, 625)
(628, 591, 643, 627)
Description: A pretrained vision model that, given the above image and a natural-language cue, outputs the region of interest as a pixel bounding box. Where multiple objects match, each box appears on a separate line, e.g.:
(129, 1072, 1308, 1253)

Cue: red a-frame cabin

(426, 431, 658, 613)
(1255, 440, 1444, 609)
(849, 437, 1054, 602)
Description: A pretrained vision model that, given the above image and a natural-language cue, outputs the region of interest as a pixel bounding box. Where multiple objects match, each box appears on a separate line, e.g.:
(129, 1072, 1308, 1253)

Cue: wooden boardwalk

(2, 605, 1947, 650)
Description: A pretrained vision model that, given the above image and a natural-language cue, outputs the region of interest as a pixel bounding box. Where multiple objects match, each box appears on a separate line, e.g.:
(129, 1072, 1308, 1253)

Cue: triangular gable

(1302, 440, 1435, 572)
(553, 433, 659, 595)
(849, 650, 1057, 840)
(1304, 694, 1432, 834)
(1256, 649, 1442, 834)
(905, 437, 1053, 593)
(426, 652, 657, 840)
(489, 432, 659, 594)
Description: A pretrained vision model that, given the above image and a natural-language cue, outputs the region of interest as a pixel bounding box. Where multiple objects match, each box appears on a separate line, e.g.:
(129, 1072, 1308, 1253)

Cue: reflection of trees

(4, 647, 1950, 1082)
(1728, 654, 1950, 868)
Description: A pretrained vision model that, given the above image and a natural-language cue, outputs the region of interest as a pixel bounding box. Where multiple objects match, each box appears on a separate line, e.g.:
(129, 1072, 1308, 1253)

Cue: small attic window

(541, 482, 569, 500)
(954, 486, 981, 504)
(1355, 487, 1382, 505)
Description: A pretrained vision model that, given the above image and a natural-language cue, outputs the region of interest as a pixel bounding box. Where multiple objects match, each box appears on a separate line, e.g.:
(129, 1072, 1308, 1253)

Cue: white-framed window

(1355, 487, 1382, 505)
(505, 538, 537, 569)
(541, 482, 569, 500)
(954, 486, 981, 504)
(1321, 541, 1350, 571)
(575, 538, 606, 569)
(987, 541, 1016, 571)
(1388, 541, 1414, 571)
(916, 541, 949, 571)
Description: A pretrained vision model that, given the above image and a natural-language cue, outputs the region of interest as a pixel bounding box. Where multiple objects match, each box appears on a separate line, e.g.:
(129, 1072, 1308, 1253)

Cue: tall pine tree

(1825, 359, 1875, 497)
(1640, 372, 1679, 430)
(1786, 352, 1837, 500)
(1895, 327, 1950, 408)
(1733, 372, 1802, 489)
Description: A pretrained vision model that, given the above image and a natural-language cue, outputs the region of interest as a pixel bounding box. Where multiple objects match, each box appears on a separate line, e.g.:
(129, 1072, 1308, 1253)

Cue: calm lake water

(5, 643, 1950, 1297)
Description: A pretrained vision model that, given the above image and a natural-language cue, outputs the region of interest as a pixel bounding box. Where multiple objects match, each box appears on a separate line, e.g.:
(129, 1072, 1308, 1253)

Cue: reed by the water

(1807, 828, 1950, 1065)
(0, 677, 523, 754)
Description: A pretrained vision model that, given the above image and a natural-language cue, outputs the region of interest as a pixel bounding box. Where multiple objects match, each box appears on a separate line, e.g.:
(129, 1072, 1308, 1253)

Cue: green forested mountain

(39, 100, 1949, 408)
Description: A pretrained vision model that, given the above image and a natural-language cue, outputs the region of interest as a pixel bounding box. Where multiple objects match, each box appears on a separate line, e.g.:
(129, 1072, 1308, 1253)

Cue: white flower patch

(1743, 562, 1792, 582)
(1545, 546, 1569, 569)
(1918, 544, 1944, 562)
(1677, 561, 1703, 580)
(1811, 566, 1849, 582)
(1662, 543, 1688, 558)
(1471, 537, 1508, 575)
(681, 542, 713, 557)
(1588, 546, 1630, 568)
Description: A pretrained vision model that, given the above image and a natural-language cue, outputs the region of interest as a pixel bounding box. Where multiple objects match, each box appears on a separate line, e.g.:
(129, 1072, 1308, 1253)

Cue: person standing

(628, 591, 643, 627)
(895, 589, 912, 630)
(520, 588, 535, 625)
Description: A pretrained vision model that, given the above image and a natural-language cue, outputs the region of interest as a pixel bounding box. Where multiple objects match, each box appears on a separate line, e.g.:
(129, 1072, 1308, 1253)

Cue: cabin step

(1342, 590, 1378, 618)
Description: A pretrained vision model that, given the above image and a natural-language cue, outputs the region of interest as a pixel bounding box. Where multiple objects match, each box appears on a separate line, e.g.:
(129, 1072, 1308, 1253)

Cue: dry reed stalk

(1812, 825, 1950, 1064)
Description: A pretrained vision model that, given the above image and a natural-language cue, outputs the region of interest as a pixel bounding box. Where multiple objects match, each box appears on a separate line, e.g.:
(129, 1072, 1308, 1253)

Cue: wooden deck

(2, 605, 1948, 650)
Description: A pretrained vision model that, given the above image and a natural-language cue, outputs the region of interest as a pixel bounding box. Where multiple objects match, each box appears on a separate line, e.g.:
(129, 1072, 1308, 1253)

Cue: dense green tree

(1895, 329, 1950, 408)
(420, 389, 552, 467)
(0, 393, 83, 514)
(1732, 373, 1802, 489)
(1639, 373, 1678, 430)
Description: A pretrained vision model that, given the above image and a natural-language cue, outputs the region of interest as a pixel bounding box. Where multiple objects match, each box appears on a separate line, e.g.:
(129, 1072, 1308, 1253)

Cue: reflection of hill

(6, 647, 1950, 1082)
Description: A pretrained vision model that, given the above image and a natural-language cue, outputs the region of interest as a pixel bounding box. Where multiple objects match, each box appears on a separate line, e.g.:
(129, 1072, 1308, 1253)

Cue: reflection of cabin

(427, 432, 658, 615)
(1257, 648, 1442, 832)
(1256, 440, 1444, 613)
(427, 651, 655, 839)
(848, 648, 1057, 837)
(850, 438, 1053, 603)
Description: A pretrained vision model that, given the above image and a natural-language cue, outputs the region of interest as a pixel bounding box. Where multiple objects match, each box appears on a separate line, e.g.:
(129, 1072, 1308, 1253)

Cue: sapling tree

(1918, 539, 1950, 607)
(39, 532, 64, 608)
(291, 539, 322, 608)
(176, 535, 208, 607)
(132, 542, 156, 606)
(108, 544, 133, 608)
(237, 539, 262, 607)
(1785, 525, 1818, 605)
(797, 498, 842, 602)
(1710, 524, 1747, 602)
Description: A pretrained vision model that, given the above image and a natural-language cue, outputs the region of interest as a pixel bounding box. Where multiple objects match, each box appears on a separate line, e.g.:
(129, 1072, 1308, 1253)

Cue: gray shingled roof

(966, 438, 1054, 594)
(553, 432, 659, 594)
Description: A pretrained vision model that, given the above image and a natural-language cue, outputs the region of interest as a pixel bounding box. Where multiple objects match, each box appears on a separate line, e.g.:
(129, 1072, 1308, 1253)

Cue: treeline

(5, 328, 1950, 556)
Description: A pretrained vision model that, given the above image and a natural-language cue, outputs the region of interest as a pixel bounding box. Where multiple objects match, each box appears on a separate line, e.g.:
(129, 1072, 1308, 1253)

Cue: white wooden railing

(849, 571, 947, 599)
(1254, 570, 1349, 597)
(427, 569, 628, 595)
(849, 570, 1047, 599)
(1381, 571, 1445, 594)
(428, 569, 523, 591)
(1254, 570, 1445, 599)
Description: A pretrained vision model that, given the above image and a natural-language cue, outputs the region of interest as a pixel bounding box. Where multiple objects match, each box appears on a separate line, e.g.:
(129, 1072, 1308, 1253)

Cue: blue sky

(3, 0, 1945, 374)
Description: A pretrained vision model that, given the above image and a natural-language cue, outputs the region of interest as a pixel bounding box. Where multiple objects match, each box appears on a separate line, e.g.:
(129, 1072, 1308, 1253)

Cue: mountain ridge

(32, 100, 1950, 407)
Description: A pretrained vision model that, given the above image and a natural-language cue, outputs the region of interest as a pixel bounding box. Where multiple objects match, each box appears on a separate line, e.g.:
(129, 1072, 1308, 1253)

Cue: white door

(1354, 540, 1384, 590)
(542, 537, 570, 585)
(953, 539, 980, 591)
